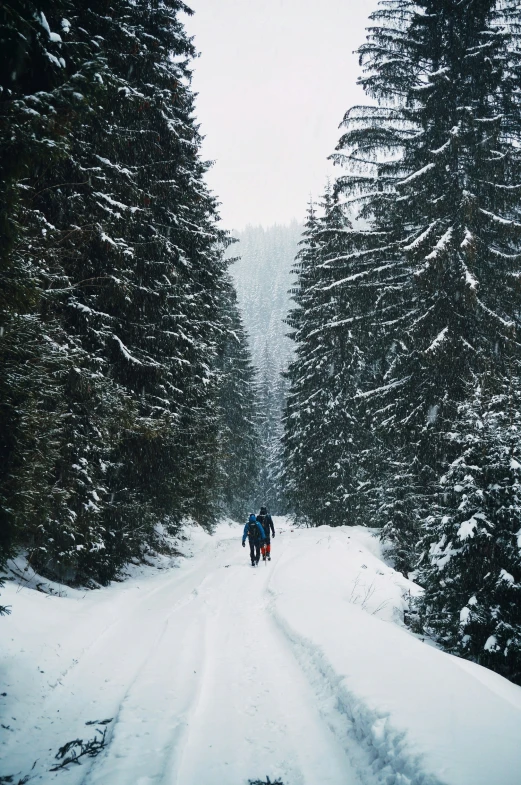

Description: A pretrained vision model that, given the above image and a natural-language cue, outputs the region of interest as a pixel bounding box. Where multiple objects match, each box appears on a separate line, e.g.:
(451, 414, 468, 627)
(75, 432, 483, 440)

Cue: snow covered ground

(2, 519, 521, 785)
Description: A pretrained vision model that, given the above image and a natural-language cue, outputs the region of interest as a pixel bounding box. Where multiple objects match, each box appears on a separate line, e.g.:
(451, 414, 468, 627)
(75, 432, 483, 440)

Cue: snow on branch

(462, 264, 478, 291)
(94, 192, 140, 214)
(479, 208, 521, 229)
(430, 138, 451, 156)
(321, 260, 400, 290)
(355, 376, 410, 400)
(425, 326, 448, 354)
(476, 298, 514, 329)
(403, 221, 439, 252)
(113, 335, 142, 365)
(427, 66, 451, 80)
(397, 162, 436, 188)
(425, 228, 453, 261)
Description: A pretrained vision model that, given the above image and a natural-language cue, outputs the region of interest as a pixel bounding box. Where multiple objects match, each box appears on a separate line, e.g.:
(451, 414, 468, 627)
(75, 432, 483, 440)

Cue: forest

(0, 0, 261, 590)
(283, 0, 521, 685)
(1, 0, 521, 696)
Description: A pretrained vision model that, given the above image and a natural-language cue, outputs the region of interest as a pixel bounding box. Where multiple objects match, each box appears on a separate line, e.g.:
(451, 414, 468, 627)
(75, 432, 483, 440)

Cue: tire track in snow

(265, 563, 443, 785)
(49, 542, 218, 694)
(8, 528, 382, 784)
(166, 539, 362, 785)
(82, 585, 213, 785)
(1, 545, 220, 784)
(80, 552, 245, 784)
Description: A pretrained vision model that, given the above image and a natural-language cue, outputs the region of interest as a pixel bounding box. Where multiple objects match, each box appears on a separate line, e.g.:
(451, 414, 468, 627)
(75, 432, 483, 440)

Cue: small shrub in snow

(248, 778, 285, 785)
(50, 726, 109, 771)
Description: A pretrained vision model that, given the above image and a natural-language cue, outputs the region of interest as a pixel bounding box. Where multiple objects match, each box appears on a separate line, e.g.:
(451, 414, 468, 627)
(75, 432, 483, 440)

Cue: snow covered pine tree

(284, 186, 374, 528)
(0, 1, 105, 581)
(284, 200, 328, 525)
(216, 274, 260, 520)
(418, 378, 521, 684)
(1, 1, 236, 584)
(331, 0, 521, 679)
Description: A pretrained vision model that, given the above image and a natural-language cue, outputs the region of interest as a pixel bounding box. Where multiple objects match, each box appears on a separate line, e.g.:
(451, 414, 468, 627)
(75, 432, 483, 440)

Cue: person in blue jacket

(242, 513, 266, 566)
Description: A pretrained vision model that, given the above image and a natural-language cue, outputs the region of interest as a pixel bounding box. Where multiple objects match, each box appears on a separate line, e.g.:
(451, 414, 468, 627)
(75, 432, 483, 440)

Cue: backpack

(248, 514, 260, 541)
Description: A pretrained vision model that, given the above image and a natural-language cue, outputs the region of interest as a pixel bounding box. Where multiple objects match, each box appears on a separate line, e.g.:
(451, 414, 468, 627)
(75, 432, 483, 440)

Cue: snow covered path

(2, 523, 360, 785)
(2, 520, 521, 785)
(82, 530, 359, 785)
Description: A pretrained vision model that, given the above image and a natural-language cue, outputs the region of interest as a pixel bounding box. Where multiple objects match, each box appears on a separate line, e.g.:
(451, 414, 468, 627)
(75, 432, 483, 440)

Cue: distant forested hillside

(228, 223, 301, 512)
(229, 223, 300, 376)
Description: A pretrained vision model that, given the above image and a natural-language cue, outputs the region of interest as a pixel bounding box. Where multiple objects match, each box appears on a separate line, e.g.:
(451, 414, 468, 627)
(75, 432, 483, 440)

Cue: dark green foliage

(376, 455, 426, 576)
(0, 0, 103, 580)
(284, 0, 521, 682)
(416, 379, 521, 684)
(256, 345, 287, 514)
(30, 0, 228, 580)
(344, 0, 521, 680)
(216, 275, 260, 519)
(332, 0, 521, 564)
(0, 1, 248, 586)
(284, 189, 373, 527)
(283, 200, 324, 524)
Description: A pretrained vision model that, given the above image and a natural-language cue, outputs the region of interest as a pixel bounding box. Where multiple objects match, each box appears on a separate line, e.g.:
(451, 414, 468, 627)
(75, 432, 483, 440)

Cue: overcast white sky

(184, 0, 373, 231)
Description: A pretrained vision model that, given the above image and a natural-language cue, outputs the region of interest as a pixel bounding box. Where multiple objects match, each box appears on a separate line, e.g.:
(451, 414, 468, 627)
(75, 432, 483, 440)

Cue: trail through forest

(2, 522, 362, 785)
(2, 520, 521, 785)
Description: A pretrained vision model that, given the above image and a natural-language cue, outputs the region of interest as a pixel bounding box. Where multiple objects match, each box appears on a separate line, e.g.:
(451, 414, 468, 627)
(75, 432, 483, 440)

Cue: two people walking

(242, 506, 275, 567)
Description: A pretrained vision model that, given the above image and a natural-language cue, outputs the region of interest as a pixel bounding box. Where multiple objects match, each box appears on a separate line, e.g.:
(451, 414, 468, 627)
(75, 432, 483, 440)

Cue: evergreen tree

(332, 0, 521, 566)
(284, 186, 379, 527)
(284, 193, 346, 526)
(0, 1, 104, 579)
(31, 0, 229, 580)
(314, 183, 375, 527)
(216, 276, 260, 520)
(330, 0, 433, 554)
(257, 343, 287, 513)
(1, 1, 231, 584)
(283, 200, 325, 524)
(328, 0, 521, 679)
(417, 377, 521, 684)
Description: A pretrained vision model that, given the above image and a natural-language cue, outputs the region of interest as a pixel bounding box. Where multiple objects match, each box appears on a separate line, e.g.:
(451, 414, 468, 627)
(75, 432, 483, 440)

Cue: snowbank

(0, 523, 215, 783)
(268, 524, 521, 785)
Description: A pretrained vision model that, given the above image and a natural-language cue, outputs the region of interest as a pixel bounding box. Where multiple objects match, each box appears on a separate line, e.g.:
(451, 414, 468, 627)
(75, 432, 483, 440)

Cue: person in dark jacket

(242, 513, 266, 566)
(257, 506, 275, 561)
